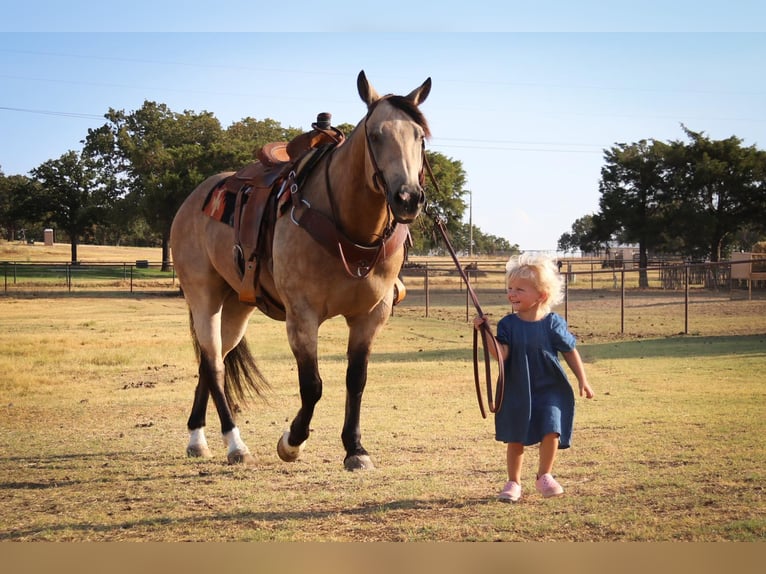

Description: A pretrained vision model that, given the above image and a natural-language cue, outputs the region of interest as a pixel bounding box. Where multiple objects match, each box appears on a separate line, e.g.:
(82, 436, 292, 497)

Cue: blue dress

(494, 312, 576, 448)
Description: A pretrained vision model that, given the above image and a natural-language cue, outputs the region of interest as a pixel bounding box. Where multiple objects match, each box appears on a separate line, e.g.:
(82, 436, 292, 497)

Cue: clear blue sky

(1, 2, 765, 251)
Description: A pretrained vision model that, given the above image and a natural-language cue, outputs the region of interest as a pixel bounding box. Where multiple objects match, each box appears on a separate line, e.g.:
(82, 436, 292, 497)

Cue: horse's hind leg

(217, 293, 259, 463)
(186, 378, 212, 458)
(187, 290, 257, 464)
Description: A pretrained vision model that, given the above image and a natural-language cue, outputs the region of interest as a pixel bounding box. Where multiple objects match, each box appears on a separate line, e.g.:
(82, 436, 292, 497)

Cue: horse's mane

(379, 95, 431, 138)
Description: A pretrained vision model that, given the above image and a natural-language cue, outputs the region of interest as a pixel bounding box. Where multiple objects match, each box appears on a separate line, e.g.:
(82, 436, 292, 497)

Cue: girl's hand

(473, 316, 488, 330)
(579, 380, 595, 399)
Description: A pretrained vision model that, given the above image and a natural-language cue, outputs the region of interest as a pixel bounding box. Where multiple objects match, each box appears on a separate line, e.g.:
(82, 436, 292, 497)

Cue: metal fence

(395, 258, 765, 336)
(1, 261, 178, 296)
(3, 258, 764, 337)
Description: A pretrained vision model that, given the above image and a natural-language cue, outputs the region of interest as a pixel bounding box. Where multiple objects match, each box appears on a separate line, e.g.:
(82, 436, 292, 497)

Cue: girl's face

(507, 277, 546, 315)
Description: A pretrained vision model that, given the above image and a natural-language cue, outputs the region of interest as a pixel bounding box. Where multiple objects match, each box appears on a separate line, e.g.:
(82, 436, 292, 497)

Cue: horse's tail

(188, 312, 270, 408)
(223, 336, 271, 407)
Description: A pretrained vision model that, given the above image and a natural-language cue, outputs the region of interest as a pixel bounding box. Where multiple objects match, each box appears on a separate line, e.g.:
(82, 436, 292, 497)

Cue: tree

(224, 117, 303, 166)
(593, 139, 672, 286)
(31, 151, 116, 262)
(667, 127, 766, 261)
(411, 150, 469, 253)
(0, 171, 44, 241)
(557, 214, 604, 255)
(84, 101, 227, 270)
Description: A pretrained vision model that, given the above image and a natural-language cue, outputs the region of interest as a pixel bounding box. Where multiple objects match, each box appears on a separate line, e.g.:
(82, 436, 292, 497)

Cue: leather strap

(292, 201, 409, 278)
(425, 155, 505, 418)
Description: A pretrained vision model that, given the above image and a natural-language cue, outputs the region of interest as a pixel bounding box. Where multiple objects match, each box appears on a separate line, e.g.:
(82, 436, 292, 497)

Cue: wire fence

(3, 257, 764, 338)
(394, 257, 766, 337)
(1, 261, 178, 296)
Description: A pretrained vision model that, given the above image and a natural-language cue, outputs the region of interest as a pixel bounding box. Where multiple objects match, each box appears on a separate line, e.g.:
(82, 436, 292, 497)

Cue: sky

(1, 2, 765, 252)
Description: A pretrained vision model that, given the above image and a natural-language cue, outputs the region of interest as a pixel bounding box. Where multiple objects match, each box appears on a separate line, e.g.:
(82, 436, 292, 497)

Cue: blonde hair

(505, 252, 565, 312)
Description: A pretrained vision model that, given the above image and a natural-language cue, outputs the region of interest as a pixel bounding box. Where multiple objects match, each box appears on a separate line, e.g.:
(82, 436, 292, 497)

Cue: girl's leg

(536, 433, 564, 497)
(537, 432, 559, 477)
(507, 442, 524, 482)
(500, 442, 526, 502)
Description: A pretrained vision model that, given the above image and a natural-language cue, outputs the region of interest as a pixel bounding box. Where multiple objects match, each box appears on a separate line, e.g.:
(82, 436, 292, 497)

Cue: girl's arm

(562, 349, 594, 398)
(473, 317, 509, 361)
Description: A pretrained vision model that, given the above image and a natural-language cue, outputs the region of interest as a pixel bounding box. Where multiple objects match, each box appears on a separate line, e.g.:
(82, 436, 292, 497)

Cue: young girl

(474, 252, 594, 502)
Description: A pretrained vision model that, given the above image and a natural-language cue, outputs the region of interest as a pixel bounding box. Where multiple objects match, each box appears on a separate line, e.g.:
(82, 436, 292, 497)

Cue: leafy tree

(557, 214, 604, 254)
(0, 171, 45, 241)
(411, 151, 468, 253)
(31, 151, 116, 262)
(666, 127, 766, 261)
(224, 117, 303, 165)
(84, 101, 227, 269)
(592, 139, 672, 286)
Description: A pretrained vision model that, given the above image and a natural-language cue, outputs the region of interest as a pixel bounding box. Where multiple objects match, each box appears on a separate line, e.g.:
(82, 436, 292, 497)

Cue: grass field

(1, 242, 764, 541)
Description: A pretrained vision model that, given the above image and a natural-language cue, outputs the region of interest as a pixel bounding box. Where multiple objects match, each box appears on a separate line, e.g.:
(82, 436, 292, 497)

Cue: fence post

(620, 268, 625, 334)
(684, 264, 689, 334)
(465, 286, 469, 322)
(424, 264, 430, 318)
(564, 271, 569, 321)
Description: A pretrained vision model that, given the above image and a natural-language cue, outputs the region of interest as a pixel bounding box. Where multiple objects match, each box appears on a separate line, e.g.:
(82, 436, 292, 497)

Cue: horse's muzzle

(390, 184, 426, 224)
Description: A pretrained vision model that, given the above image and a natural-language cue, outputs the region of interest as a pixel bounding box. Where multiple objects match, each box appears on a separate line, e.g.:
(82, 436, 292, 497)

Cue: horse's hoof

(277, 431, 304, 462)
(186, 444, 213, 458)
(227, 450, 256, 465)
(344, 454, 374, 471)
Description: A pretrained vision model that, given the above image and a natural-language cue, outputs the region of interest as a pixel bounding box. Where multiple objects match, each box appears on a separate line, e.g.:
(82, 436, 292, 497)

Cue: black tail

(221, 336, 270, 408)
(189, 312, 270, 409)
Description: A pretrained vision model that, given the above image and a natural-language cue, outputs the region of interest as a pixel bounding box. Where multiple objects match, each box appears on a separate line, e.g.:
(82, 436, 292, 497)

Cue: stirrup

(393, 277, 407, 305)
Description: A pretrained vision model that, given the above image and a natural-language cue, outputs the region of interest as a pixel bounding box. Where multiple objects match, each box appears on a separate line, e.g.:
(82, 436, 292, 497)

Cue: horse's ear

(406, 77, 431, 106)
(357, 70, 381, 106)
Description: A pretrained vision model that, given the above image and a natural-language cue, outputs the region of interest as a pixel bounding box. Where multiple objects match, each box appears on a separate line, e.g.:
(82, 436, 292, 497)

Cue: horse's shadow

(0, 450, 495, 540)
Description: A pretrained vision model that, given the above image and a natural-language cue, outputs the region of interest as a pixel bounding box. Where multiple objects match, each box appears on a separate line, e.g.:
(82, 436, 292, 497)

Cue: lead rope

(423, 155, 505, 418)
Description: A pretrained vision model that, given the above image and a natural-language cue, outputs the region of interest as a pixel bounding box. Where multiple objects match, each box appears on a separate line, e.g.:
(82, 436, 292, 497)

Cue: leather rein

(423, 155, 505, 419)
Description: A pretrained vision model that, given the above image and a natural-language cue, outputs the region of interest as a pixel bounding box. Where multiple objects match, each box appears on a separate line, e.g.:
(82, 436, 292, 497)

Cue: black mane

(380, 95, 431, 138)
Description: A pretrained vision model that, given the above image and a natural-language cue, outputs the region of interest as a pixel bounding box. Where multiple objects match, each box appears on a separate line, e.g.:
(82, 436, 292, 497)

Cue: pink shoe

(535, 473, 564, 498)
(498, 480, 521, 502)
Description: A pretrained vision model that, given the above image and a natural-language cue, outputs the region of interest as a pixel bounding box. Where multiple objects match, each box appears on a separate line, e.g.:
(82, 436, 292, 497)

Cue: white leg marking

(223, 426, 250, 457)
(186, 427, 212, 458)
(189, 428, 208, 449)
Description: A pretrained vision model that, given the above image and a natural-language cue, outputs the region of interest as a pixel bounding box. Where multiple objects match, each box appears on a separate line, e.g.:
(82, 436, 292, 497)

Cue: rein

(423, 156, 505, 419)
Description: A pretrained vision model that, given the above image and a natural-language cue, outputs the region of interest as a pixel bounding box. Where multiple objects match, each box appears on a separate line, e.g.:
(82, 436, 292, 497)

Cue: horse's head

(357, 70, 431, 225)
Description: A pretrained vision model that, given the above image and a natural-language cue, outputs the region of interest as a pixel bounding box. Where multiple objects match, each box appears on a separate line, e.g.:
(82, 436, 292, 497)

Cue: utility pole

(468, 189, 473, 257)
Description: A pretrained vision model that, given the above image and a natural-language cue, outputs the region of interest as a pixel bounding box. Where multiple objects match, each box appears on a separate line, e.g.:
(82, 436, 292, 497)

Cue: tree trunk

(70, 237, 78, 263)
(161, 234, 171, 272)
(638, 240, 649, 288)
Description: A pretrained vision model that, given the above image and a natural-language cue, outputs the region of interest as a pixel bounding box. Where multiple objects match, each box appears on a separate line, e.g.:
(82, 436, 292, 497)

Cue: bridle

(361, 97, 427, 222)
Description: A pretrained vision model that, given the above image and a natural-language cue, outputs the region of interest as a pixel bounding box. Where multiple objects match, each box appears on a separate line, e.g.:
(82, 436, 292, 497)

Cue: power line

(0, 106, 104, 120)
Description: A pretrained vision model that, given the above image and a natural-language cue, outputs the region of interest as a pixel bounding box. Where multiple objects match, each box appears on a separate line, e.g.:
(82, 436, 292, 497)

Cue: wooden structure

(731, 252, 766, 299)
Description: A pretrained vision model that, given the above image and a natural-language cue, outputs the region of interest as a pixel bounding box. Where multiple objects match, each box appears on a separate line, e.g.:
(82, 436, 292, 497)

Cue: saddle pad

(202, 180, 237, 226)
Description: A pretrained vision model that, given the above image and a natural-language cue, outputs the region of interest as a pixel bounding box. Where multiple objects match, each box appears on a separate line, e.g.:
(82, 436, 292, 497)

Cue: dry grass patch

(1, 293, 764, 541)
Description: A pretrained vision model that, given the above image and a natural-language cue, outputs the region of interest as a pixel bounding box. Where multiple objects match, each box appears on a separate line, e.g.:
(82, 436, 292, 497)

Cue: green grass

(1, 292, 764, 541)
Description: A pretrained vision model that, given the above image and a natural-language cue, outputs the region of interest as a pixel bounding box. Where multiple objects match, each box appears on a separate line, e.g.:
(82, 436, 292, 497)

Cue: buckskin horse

(169, 71, 431, 470)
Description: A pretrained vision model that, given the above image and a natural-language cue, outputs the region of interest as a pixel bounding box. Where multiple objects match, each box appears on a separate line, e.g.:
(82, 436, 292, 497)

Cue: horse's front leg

(277, 317, 321, 463)
(341, 311, 388, 471)
(342, 347, 373, 470)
